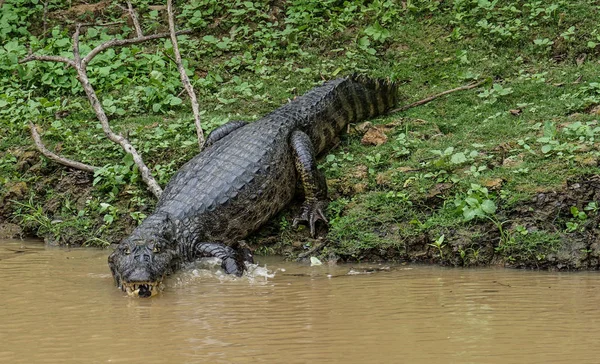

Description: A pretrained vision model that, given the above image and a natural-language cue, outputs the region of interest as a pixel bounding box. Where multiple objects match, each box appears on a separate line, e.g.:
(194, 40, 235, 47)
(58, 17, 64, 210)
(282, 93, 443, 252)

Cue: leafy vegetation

(1, 0, 600, 269)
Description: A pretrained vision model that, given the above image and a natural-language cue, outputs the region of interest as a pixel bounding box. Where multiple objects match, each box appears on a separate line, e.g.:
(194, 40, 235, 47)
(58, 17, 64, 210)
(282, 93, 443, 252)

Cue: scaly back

(265, 75, 398, 154)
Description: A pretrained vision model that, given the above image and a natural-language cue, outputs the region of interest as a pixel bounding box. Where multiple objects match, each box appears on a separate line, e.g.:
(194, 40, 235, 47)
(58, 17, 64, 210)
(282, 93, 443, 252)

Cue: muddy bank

(2, 151, 599, 270)
(257, 175, 600, 271)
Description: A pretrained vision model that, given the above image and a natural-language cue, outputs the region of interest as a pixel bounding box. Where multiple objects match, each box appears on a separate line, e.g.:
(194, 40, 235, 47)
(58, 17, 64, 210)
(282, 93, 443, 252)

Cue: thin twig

(388, 79, 487, 114)
(19, 54, 76, 67)
(167, 0, 204, 149)
(77, 21, 125, 28)
(82, 29, 191, 67)
(42, 1, 48, 37)
(126, 1, 143, 37)
(73, 24, 82, 64)
(29, 122, 99, 173)
(72, 58, 164, 198)
(20, 20, 167, 198)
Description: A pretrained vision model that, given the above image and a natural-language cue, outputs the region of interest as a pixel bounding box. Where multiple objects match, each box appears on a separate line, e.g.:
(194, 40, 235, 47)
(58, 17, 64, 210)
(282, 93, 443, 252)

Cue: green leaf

(87, 28, 98, 38)
(450, 152, 467, 164)
(55, 38, 70, 47)
(465, 197, 479, 207)
(358, 36, 370, 47)
(122, 153, 134, 167)
(104, 214, 114, 224)
(481, 199, 497, 214)
(98, 66, 111, 76)
(169, 96, 183, 106)
(463, 208, 478, 221)
(4, 40, 20, 52)
(541, 144, 553, 154)
(203, 35, 218, 44)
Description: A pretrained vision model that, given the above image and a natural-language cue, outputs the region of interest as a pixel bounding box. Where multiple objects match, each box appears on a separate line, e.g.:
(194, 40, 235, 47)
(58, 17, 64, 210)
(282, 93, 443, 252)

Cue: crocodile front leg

(194, 242, 246, 276)
(290, 130, 328, 237)
(204, 120, 248, 148)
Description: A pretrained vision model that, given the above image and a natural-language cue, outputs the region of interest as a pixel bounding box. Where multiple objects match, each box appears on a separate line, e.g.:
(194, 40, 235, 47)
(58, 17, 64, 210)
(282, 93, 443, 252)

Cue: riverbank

(1, 1, 599, 269)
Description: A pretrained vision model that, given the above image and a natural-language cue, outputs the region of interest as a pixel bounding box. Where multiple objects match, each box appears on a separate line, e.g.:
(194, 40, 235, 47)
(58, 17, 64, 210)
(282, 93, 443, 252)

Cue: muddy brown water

(1, 239, 599, 363)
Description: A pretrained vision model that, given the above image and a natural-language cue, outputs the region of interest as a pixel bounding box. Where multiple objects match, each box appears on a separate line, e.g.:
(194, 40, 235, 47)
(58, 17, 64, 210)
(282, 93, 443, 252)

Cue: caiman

(108, 75, 398, 297)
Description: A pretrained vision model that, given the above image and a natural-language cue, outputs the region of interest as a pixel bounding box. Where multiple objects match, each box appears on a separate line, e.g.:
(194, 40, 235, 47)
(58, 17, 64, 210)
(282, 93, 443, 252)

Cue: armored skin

(108, 75, 398, 297)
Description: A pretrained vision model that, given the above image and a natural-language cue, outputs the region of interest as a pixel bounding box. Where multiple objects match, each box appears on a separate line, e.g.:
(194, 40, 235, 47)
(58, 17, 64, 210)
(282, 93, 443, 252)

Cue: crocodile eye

(124, 247, 131, 255)
(153, 246, 160, 253)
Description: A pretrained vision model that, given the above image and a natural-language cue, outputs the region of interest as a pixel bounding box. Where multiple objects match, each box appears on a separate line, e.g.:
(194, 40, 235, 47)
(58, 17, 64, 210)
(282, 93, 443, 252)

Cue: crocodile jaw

(121, 281, 162, 298)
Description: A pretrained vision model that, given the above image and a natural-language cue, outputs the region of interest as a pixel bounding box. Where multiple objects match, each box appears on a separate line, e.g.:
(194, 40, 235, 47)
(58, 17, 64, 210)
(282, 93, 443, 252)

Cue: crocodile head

(108, 215, 180, 298)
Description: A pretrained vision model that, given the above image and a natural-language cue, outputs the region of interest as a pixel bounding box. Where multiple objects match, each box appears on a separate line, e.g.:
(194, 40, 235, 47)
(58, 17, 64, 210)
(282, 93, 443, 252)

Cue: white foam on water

(167, 258, 276, 288)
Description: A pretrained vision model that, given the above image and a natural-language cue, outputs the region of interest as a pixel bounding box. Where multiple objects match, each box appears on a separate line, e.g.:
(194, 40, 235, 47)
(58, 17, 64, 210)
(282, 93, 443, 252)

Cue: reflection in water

(0, 239, 598, 363)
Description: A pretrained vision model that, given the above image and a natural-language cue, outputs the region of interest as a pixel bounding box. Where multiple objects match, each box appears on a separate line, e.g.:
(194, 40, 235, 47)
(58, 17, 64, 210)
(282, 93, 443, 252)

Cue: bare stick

(20, 23, 166, 198)
(167, 0, 204, 149)
(82, 29, 191, 67)
(73, 24, 82, 64)
(77, 21, 125, 28)
(29, 122, 99, 173)
(126, 1, 143, 37)
(388, 79, 487, 114)
(42, 1, 48, 36)
(73, 63, 163, 198)
(19, 54, 76, 67)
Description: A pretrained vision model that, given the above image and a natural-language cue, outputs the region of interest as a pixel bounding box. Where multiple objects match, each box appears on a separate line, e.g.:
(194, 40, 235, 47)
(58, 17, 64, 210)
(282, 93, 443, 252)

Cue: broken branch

(20, 19, 166, 198)
(82, 29, 191, 67)
(167, 0, 205, 149)
(388, 79, 487, 114)
(29, 122, 99, 173)
(117, 2, 143, 37)
(127, 1, 143, 37)
(73, 57, 164, 198)
(19, 54, 75, 67)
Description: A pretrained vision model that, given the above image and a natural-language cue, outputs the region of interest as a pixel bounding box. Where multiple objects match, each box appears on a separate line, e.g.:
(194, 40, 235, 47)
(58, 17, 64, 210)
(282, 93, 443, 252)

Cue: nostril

(134, 254, 151, 262)
(132, 247, 152, 263)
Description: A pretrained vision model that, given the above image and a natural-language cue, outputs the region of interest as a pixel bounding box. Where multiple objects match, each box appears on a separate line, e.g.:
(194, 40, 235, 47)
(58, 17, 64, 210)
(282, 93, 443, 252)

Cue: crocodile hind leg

(194, 242, 246, 276)
(290, 130, 328, 237)
(204, 120, 248, 148)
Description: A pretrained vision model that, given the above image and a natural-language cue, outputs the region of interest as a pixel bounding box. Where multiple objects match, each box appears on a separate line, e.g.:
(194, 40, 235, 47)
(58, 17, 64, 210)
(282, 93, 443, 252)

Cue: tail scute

(348, 74, 398, 118)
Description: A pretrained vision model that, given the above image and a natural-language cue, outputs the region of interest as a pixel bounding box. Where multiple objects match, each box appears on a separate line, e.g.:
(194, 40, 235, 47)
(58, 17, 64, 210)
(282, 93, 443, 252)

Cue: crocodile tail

(303, 75, 398, 153)
(346, 73, 398, 120)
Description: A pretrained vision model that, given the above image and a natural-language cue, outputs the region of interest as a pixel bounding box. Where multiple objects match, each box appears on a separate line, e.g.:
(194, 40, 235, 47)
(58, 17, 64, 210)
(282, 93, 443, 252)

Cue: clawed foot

(292, 200, 328, 237)
(221, 256, 245, 277)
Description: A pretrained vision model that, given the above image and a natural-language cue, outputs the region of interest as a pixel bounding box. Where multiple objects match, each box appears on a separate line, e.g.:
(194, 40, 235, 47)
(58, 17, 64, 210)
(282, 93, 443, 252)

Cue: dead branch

(388, 79, 487, 114)
(42, 1, 48, 37)
(29, 122, 99, 173)
(82, 29, 191, 68)
(77, 21, 125, 28)
(127, 1, 143, 37)
(167, 0, 205, 149)
(20, 16, 174, 198)
(19, 54, 75, 67)
(117, 2, 143, 37)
